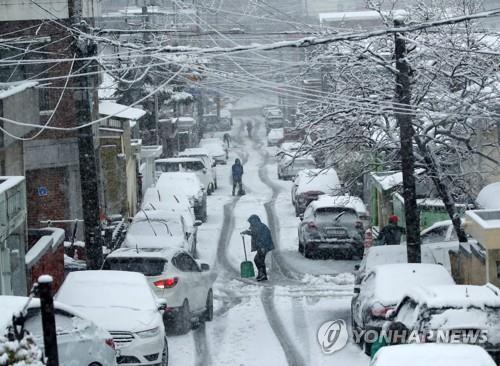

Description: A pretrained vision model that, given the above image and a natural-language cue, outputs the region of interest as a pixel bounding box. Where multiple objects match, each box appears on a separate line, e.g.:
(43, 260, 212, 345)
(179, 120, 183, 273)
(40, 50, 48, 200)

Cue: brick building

(0, 1, 102, 242)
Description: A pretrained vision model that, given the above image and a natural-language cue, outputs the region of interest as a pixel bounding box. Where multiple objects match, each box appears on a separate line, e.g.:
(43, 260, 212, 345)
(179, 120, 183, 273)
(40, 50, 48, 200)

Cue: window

(102, 257, 167, 276)
(315, 207, 358, 225)
(182, 161, 205, 171)
(173, 253, 200, 272)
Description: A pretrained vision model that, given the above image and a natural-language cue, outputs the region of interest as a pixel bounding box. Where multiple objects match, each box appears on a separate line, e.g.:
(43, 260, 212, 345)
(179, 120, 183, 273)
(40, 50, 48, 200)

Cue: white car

(386, 284, 500, 358)
(56, 271, 168, 366)
(156, 172, 207, 222)
(351, 263, 455, 355)
(200, 138, 227, 165)
(355, 242, 459, 284)
(179, 148, 218, 189)
(267, 128, 284, 146)
(371, 343, 496, 366)
(1, 295, 117, 366)
(277, 155, 316, 180)
(103, 247, 217, 335)
(154, 157, 215, 194)
(291, 168, 342, 216)
(420, 219, 468, 243)
(124, 209, 199, 254)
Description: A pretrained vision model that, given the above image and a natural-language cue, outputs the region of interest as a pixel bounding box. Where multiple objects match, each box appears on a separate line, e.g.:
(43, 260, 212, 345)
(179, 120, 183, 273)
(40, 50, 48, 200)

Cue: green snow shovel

(240, 235, 255, 278)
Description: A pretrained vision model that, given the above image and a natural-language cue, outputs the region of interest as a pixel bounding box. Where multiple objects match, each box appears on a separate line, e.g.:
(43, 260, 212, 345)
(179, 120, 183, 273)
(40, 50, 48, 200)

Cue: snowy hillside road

(168, 109, 369, 366)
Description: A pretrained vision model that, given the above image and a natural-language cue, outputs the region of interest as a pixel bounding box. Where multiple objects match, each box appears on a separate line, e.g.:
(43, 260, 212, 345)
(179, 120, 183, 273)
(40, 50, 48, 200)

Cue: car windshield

(180, 161, 205, 171)
(315, 207, 358, 225)
(103, 258, 167, 276)
(155, 162, 180, 172)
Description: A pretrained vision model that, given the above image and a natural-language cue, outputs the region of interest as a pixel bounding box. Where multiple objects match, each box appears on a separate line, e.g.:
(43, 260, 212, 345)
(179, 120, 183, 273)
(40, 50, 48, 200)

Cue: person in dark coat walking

(376, 215, 405, 245)
(241, 214, 274, 281)
(231, 158, 244, 196)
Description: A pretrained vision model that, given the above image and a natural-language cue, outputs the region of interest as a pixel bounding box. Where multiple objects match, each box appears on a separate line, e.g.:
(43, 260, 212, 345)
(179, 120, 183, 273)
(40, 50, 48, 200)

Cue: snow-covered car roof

(106, 247, 180, 260)
(362, 242, 459, 274)
(156, 172, 203, 189)
(371, 343, 496, 366)
(295, 168, 341, 195)
(279, 142, 301, 152)
(0, 296, 90, 332)
(402, 284, 500, 309)
(371, 263, 454, 305)
(268, 128, 284, 138)
(123, 233, 187, 250)
(155, 157, 204, 164)
(179, 148, 212, 157)
(313, 195, 367, 214)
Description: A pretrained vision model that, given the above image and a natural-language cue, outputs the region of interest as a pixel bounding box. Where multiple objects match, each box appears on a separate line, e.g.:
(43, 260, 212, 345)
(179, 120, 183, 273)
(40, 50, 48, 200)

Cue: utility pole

(394, 18, 421, 263)
(37, 275, 59, 366)
(69, 0, 103, 269)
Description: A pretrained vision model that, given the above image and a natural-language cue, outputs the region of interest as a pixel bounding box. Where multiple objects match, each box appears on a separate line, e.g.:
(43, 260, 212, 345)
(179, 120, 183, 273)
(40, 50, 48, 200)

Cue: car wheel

(161, 336, 169, 366)
(304, 243, 314, 259)
(207, 183, 213, 196)
(175, 300, 192, 335)
(363, 340, 372, 356)
(203, 290, 214, 322)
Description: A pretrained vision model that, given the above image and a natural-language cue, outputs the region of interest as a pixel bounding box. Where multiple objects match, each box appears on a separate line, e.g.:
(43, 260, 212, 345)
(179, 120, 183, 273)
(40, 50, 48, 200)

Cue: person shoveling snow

(241, 215, 274, 281)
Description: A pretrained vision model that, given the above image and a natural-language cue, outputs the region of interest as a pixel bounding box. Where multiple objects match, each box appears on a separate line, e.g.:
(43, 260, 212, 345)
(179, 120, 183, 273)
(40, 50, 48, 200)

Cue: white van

(154, 157, 216, 194)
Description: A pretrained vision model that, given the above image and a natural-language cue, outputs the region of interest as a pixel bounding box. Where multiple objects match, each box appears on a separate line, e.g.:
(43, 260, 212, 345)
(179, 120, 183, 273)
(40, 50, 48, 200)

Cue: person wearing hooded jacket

(231, 158, 244, 196)
(241, 215, 275, 281)
(376, 215, 405, 245)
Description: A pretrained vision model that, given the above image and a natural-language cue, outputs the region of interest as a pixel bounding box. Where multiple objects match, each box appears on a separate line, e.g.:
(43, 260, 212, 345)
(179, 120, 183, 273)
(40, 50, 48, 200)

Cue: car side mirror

(156, 298, 167, 312)
(354, 264, 360, 271)
(200, 263, 210, 271)
(354, 286, 360, 294)
(299, 214, 304, 221)
(194, 220, 203, 227)
(203, 168, 207, 174)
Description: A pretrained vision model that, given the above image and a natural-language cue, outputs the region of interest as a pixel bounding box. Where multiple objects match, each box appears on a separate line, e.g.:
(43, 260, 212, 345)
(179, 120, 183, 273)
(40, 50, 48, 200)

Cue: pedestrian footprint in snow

(241, 215, 275, 281)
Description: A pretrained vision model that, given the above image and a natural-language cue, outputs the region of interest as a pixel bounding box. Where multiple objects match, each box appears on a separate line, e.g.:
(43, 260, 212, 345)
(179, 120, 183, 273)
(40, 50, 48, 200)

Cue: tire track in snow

(193, 323, 211, 366)
(250, 118, 308, 366)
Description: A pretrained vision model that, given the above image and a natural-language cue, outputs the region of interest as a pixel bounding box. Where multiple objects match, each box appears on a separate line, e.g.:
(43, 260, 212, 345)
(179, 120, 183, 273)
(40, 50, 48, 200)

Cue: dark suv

(298, 200, 364, 259)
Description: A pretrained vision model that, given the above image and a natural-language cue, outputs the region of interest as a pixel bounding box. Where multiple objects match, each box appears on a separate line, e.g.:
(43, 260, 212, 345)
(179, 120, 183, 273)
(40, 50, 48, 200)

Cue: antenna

(141, 210, 157, 237)
(157, 189, 161, 201)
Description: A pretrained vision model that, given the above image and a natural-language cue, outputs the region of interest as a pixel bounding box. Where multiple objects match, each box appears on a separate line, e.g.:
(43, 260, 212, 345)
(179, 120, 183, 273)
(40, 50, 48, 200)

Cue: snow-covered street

(167, 108, 368, 366)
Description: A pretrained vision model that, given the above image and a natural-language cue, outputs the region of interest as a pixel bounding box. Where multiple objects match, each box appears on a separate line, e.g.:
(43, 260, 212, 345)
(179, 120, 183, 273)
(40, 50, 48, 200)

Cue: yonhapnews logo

(317, 319, 348, 354)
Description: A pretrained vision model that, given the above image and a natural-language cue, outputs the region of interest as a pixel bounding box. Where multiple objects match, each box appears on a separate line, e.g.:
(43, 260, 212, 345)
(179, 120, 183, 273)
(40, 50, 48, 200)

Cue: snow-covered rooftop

(0, 81, 38, 100)
(370, 169, 425, 192)
(99, 101, 146, 121)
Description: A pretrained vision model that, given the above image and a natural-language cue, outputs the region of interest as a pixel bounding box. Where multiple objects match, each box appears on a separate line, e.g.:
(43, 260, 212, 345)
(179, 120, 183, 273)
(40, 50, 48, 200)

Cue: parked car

(123, 209, 199, 254)
(56, 271, 168, 366)
(276, 141, 302, 159)
(154, 157, 215, 195)
(420, 219, 468, 243)
(277, 155, 316, 180)
(156, 172, 208, 222)
(370, 343, 496, 366)
(351, 263, 455, 355)
(265, 115, 284, 133)
(298, 196, 365, 259)
(200, 138, 227, 165)
(1, 295, 117, 366)
(103, 247, 217, 335)
(267, 128, 284, 146)
(354, 242, 459, 285)
(385, 284, 500, 360)
(291, 168, 342, 216)
(142, 187, 196, 227)
(262, 105, 280, 117)
(179, 148, 218, 189)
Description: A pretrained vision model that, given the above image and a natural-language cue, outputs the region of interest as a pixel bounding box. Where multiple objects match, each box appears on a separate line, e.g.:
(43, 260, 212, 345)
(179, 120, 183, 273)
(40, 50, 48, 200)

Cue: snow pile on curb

(301, 273, 355, 286)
